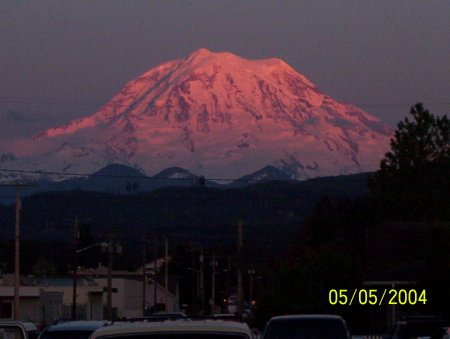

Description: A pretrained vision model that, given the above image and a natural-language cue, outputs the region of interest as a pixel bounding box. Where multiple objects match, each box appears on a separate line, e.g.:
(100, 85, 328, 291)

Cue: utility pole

(227, 256, 231, 296)
(142, 238, 147, 316)
(105, 233, 121, 320)
(164, 236, 169, 311)
(199, 249, 204, 314)
(237, 219, 244, 318)
(71, 241, 107, 320)
(190, 243, 196, 313)
(14, 187, 21, 321)
(153, 237, 158, 312)
(211, 253, 216, 315)
(0, 183, 35, 321)
(72, 217, 80, 320)
(107, 236, 113, 320)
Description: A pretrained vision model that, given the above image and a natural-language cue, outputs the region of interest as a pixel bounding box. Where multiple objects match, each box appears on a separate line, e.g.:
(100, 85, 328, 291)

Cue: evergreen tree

(370, 103, 449, 221)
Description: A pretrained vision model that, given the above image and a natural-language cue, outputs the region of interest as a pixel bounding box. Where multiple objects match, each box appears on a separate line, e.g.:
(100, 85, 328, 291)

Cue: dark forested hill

(0, 172, 371, 257)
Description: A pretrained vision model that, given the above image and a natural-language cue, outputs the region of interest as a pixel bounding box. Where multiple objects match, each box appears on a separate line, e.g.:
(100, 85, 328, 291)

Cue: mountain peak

(190, 47, 213, 57)
(185, 48, 285, 69)
(23, 49, 392, 182)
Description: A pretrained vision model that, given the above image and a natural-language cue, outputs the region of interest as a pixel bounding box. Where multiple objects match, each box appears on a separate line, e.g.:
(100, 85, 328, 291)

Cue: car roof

(269, 314, 344, 321)
(46, 320, 110, 331)
(0, 321, 38, 331)
(91, 320, 253, 338)
(153, 312, 187, 316)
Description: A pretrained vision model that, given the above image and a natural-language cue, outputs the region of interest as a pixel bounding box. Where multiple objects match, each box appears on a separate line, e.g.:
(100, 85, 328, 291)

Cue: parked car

(263, 314, 350, 339)
(391, 316, 446, 339)
(38, 320, 110, 339)
(91, 319, 255, 339)
(0, 321, 39, 339)
(441, 327, 450, 339)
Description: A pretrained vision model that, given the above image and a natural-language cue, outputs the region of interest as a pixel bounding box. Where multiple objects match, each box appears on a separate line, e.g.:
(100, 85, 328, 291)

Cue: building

(0, 264, 179, 324)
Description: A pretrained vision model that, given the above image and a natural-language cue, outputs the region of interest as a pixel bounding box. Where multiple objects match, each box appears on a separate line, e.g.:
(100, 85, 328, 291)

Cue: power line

(357, 102, 450, 109)
(0, 96, 105, 107)
(0, 167, 306, 183)
(1, 95, 449, 108)
(0, 194, 349, 202)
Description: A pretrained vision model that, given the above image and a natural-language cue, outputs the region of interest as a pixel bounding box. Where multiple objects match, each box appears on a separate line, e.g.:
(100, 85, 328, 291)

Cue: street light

(78, 243, 108, 254)
(72, 242, 108, 320)
(248, 268, 256, 307)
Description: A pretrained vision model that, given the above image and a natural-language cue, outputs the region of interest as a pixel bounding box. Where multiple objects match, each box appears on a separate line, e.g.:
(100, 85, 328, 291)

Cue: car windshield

(264, 318, 348, 339)
(96, 333, 249, 339)
(39, 330, 94, 339)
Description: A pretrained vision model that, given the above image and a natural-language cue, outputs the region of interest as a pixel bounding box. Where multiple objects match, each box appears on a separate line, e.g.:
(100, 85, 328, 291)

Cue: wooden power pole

(107, 236, 113, 320)
(199, 248, 204, 314)
(142, 238, 147, 316)
(237, 219, 244, 318)
(14, 187, 21, 321)
(211, 253, 216, 314)
(153, 237, 158, 312)
(164, 236, 169, 311)
(72, 217, 79, 320)
(0, 183, 35, 320)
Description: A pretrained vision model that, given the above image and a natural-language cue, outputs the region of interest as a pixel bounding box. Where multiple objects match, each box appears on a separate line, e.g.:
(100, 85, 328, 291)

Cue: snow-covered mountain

(229, 165, 291, 188)
(1, 48, 392, 182)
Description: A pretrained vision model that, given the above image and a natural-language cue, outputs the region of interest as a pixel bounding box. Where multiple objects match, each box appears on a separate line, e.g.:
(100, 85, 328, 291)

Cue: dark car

(38, 320, 110, 339)
(391, 316, 447, 339)
(263, 314, 350, 339)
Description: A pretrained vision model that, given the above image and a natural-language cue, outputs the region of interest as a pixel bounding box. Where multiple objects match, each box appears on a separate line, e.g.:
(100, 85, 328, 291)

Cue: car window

(264, 318, 349, 339)
(39, 330, 94, 339)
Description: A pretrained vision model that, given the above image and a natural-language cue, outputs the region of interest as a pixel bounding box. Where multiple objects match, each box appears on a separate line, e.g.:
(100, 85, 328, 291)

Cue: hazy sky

(1, 0, 449, 138)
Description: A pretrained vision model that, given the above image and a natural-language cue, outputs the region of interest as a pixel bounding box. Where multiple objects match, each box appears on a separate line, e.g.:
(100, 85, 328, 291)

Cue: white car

(90, 320, 255, 339)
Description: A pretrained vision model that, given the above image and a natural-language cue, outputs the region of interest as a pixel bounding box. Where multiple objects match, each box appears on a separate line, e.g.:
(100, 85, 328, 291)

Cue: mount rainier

(1, 48, 392, 182)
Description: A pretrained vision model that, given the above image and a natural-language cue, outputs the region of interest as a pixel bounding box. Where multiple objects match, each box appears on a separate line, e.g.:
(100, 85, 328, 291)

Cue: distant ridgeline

(0, 166, 371, 254)
(0, 163, 369, 203)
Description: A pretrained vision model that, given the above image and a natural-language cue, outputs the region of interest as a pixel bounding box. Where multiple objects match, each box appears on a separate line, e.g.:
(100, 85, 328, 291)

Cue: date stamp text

(328, 289, 427, 306)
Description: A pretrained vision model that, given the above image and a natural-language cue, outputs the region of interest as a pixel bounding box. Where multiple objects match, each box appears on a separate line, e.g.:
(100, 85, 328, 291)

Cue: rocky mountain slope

(1, 48, 392, 182)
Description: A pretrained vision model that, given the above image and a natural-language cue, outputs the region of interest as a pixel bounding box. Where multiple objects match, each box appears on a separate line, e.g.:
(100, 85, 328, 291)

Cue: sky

(1, 0, 449, 139)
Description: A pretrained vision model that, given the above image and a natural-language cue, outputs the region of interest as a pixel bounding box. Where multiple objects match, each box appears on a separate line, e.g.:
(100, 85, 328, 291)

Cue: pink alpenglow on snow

(7, 49, 393, 181)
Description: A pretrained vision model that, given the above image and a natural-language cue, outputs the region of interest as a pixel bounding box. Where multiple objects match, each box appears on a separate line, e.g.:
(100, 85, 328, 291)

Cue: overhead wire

(0, 166, 374, 184)
(2, 95, 422, 186)
(0, 96, 105, 106)
(1, 95, 450, 108)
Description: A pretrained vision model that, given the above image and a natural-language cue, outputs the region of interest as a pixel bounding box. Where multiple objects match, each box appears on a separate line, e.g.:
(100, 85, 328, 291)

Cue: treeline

(253, 103, 449, 331)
